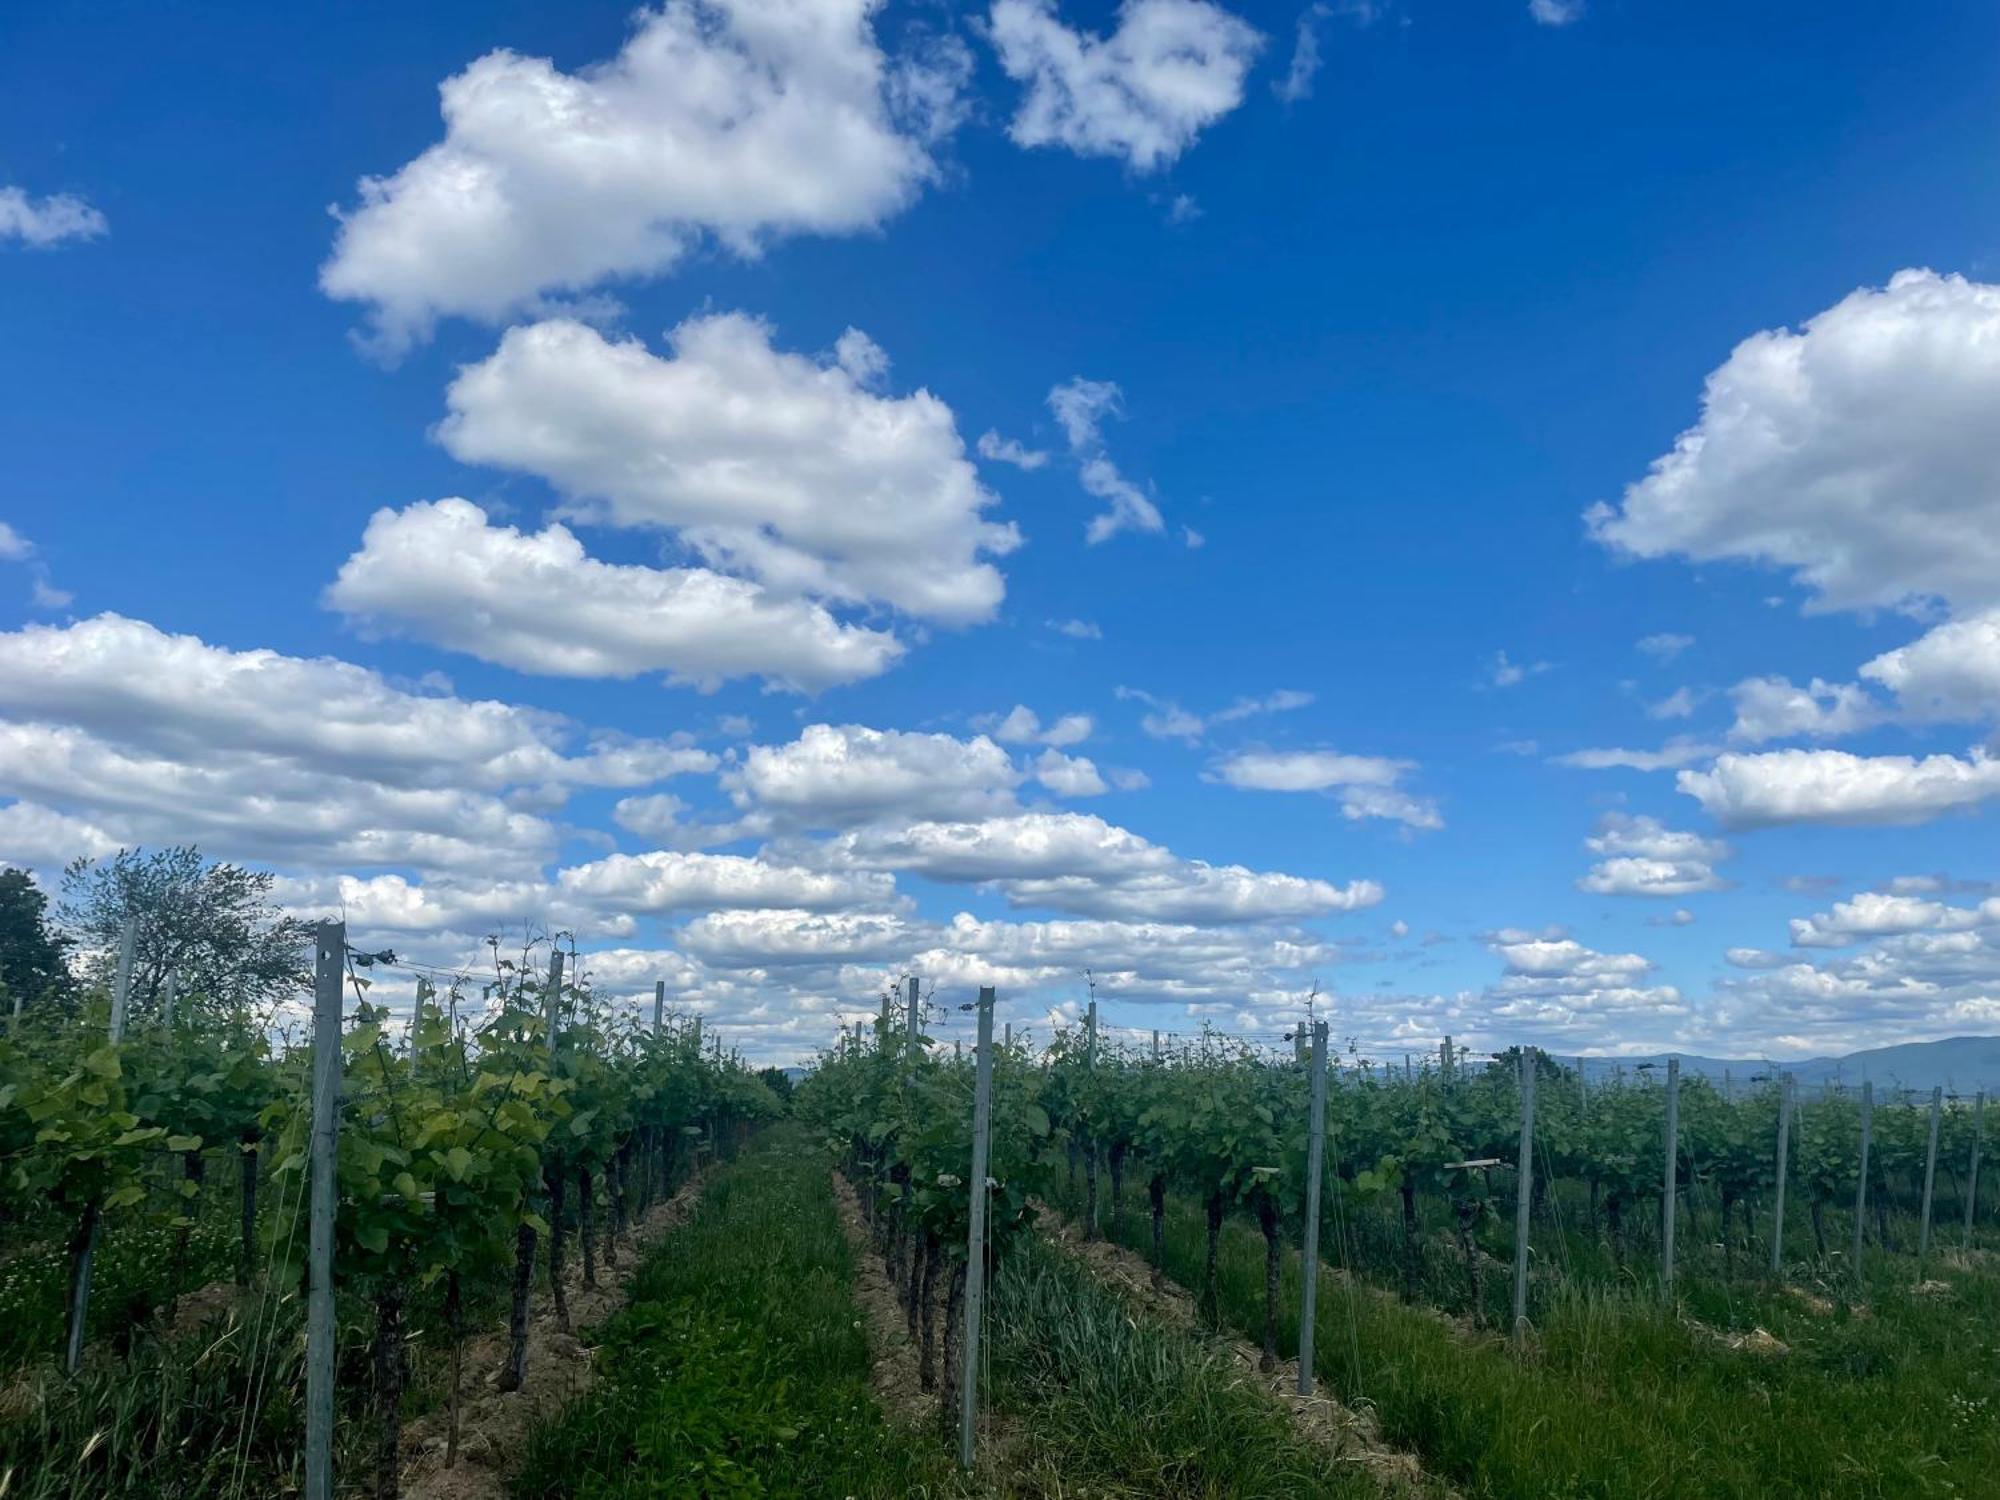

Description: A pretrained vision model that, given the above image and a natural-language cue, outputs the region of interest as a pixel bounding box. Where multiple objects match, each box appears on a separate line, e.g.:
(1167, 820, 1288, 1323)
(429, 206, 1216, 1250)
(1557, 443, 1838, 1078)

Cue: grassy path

(514, 1129, 1384, 1499)
(511, 1132, 966, 1498)
(1047, 1172, 2000, 1500)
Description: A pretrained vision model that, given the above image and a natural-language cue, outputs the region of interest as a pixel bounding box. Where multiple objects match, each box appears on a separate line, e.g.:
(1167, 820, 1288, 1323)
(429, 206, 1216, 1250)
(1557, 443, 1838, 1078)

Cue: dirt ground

(1033, 1203, 1449, 1498)
(398, 1174, 708, 1500)
(829, 1172, 950, 1433)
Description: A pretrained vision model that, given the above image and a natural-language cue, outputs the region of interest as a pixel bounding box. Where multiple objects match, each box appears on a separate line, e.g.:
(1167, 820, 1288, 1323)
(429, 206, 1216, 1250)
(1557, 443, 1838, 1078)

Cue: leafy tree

(59, 846, 308, 1019)
(756, 1064, 796, 1105)
(0, 867, 76, 1018)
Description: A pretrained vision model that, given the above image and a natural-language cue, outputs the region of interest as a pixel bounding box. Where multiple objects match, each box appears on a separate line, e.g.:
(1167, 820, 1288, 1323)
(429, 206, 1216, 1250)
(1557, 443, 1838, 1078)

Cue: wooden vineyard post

(652, 979, 664, 1035)
(960, 986, 996, 1470)
(304, 920, 345, 1500)
(1661, 1056, 1679, 1301)
(1770, 1073, 1793, 1276)
(1298, 1020, 1329, 1396)
(1919, 1085, 1943, 1271)
(1513, 1047, 1536, 1343)
(1852, 1080, 1873, 1286)
(1968, 1092, 1987, 1247)
(1152, 1028, 1161, 1061)
(64, 916, 138, 1376)
(1004, 1022, 1012, 1048)
(906, 976, 921, 1062)
(1441, 1034, 1454, 1085)
(1295, 1025, 1308, 1065)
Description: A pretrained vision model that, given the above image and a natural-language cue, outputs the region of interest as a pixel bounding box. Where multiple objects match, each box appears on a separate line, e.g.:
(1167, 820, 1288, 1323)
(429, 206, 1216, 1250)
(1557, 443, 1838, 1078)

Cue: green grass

(1049, 1172, 2000, 1500)
(0, 1289, 383, 1500)
(984, 1234, 1378, 1498)
(514, 1131, 1379, 1499)
(0, 1173, 246, 1370)
(512, 1129, 970, 1499)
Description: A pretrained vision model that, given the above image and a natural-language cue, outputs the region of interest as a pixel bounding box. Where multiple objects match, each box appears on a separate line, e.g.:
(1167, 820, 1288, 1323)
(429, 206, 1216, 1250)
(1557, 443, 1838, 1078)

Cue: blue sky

(5, 0, 2000, 1061)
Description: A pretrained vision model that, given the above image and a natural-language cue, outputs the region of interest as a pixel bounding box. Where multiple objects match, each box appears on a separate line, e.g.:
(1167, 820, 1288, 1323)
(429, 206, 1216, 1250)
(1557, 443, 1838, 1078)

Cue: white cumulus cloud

(320, 0, 966, 350)
(1047, 377, 1166, 543)
(812, 810, 1381, 924)
(327, 499, 902, 692)
(987, 0, 1262, 172)
(0, 187, 107, 248)
(1210, 748, 1441, 830)
(1861, 609, 2000, 724)
(1590, 270, 2000, 619)
(1726, 675, 1881, 744)
(981, 705, 1093, 746)
(1680, 747, 2000, 829)
(1032, 747, 1108, 796)
(726, 723, 1024, 830)
(977, 430, 1050, 469)
(1577, 812, 1730, 897)
(439, 315, 1018, 624)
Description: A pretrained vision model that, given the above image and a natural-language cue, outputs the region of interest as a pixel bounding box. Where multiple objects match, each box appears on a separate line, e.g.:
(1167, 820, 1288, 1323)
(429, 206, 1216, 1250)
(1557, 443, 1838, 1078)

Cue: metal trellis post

(1513, 1047, 1536, 1341)
(960, 986, 996, 1469)
(1919, 1084, 1943, 1270)
(64, 915, 139, 1377)
(1771, 1073, 1793, 1275)
(1298, 1019, 1330, 1396)
(304, 920, 345, 1500)
(1968, 1091, 1987, 1246)
(108, 915, 136, 1043)
(544, 950, 566, 1069)
(1852, 1080, 1873, 1286)
(1661, 1056, 1679, 1300)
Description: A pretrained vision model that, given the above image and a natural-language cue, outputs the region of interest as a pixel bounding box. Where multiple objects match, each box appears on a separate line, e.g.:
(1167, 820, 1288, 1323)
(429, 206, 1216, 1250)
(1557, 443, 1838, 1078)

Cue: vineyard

(799, 991, 2000, 1499)
(0, 920, 779, 1500)
(2, 935, 1997, 1499)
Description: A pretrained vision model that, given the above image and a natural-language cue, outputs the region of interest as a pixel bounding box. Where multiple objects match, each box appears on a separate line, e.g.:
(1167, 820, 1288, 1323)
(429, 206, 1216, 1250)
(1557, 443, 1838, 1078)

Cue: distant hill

(1566, 1036, 2000, 1097)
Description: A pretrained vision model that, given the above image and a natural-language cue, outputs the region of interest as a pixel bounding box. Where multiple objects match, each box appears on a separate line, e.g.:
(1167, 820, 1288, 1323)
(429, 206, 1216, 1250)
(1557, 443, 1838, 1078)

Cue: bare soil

(828, 1172, 947, 1433)
(399, 1174, 708, 1500)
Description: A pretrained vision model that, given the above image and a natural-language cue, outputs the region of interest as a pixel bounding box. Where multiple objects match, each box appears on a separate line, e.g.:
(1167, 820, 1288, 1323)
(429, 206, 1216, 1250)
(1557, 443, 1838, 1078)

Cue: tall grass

(984, 1235, 1377, 1498)
(0, 1189, 242, 1370)
(1048, 1172, 2000, 1499)
(0, 1290, 379, 1500)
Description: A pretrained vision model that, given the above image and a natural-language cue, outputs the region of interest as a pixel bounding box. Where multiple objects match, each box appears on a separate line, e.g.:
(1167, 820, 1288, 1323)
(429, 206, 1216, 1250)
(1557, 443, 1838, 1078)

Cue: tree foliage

(0, 868, 76, 1018)
(58, 846, 308, 1019)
